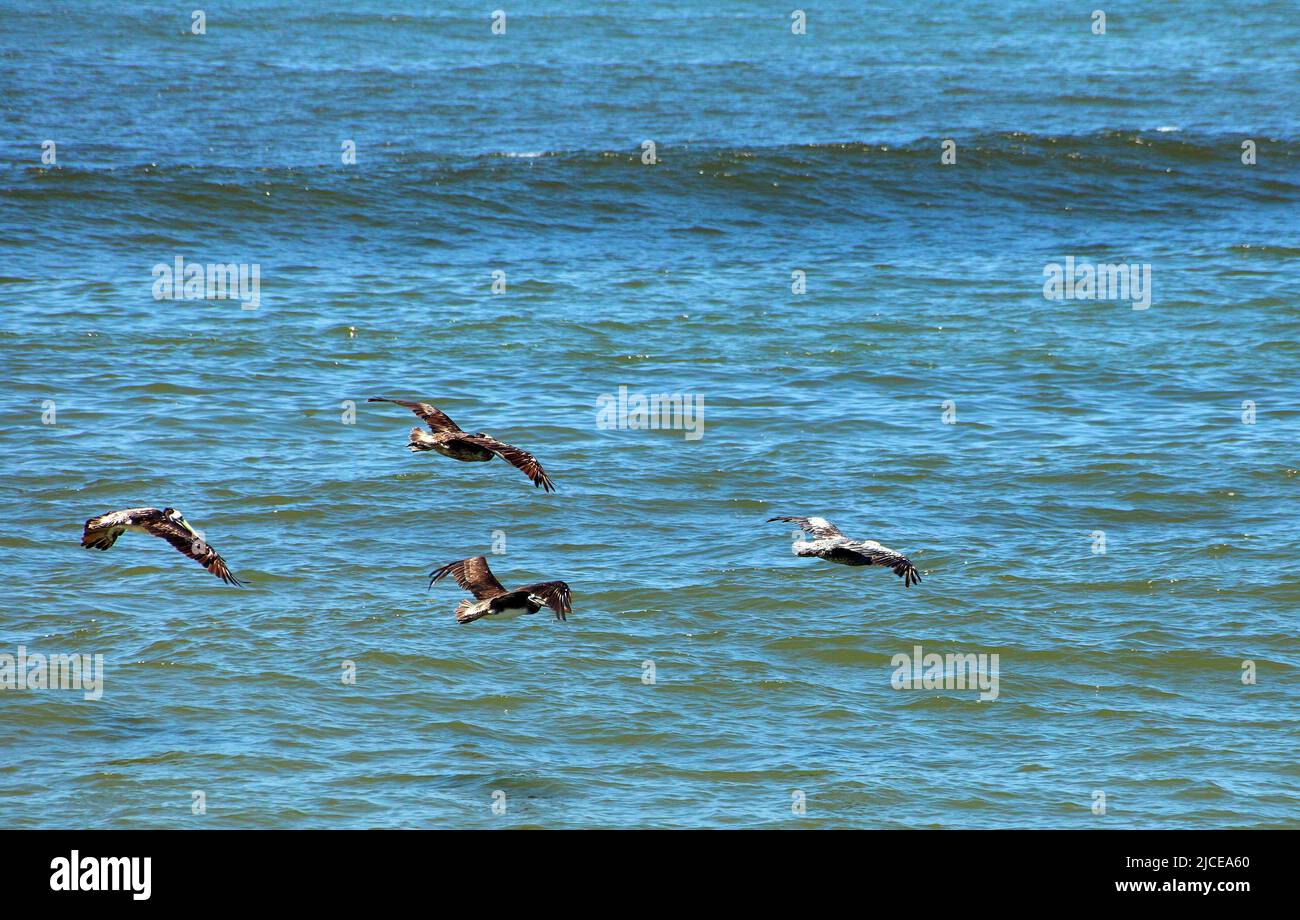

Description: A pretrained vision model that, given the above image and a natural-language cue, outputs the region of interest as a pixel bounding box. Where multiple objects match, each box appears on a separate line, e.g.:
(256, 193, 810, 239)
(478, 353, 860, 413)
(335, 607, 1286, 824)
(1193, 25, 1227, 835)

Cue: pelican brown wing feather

(142, 517, 244, 586)
(81, 507, 161, 551)
(767, 515, 845, 540)
(428, 555, 507, 598)
(515, 580, 572, 620)
(459, 435, 556, 492)
(854, 542, 922, 588)
(368, 397, 462, 433)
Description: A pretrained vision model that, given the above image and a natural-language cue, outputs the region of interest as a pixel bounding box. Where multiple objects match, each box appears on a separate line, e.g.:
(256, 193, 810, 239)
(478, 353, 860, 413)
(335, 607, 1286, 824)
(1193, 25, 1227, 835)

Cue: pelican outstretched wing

(82, 507, 157, 551)
(429, 555, 507, 598)
(459, 435, 555, 492)
(767, 516, 845, 540)
(515, 580, 572, 621)
(142, 517, 243, 586)
(854, 541, 922, 588)
(368, 397, 462, 433)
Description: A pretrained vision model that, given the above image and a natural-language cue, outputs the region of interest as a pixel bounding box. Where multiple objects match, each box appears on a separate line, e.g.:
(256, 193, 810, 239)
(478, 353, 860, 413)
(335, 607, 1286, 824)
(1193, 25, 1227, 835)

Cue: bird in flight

(368, 397, 555, 492)
(767, 516, 921, 588)
(81, 507, 243, 586)
(428, 555, 572, 624)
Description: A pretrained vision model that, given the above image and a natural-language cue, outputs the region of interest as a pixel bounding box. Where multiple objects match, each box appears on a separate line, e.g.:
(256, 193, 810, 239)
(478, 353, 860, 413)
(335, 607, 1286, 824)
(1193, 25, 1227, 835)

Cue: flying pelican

(81, 507, 243, 586)
(767, 516, 921, 588)
(428, 555, 572, 624)
(368, 397, 555, 492)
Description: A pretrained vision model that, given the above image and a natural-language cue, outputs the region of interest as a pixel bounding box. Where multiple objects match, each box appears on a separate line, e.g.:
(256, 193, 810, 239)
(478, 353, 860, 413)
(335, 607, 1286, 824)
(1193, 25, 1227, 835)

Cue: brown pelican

(80, 507, 243, 586)
(428, 555, 572, 624)
(368, 397, 555, 492)
(767, 516, 921, 588)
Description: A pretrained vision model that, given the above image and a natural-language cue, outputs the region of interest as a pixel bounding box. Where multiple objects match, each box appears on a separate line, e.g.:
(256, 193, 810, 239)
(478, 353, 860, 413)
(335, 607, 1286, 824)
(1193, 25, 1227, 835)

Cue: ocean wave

(7, 130, 1296, 179)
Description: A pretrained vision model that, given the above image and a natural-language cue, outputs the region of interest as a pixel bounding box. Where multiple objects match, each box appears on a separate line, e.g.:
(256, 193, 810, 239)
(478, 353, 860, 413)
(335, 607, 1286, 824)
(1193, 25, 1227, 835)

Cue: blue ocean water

(0, 1, 1297, 828)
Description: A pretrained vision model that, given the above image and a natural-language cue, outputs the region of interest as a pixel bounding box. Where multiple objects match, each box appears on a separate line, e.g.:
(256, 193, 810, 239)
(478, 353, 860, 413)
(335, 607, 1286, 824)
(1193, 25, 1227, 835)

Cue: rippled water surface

(1, 1, 1298, 828)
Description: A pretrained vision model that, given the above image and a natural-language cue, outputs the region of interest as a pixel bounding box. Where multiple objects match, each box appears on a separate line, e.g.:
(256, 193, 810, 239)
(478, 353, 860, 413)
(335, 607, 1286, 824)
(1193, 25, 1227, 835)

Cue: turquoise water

(1, 1, 1298, 828)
